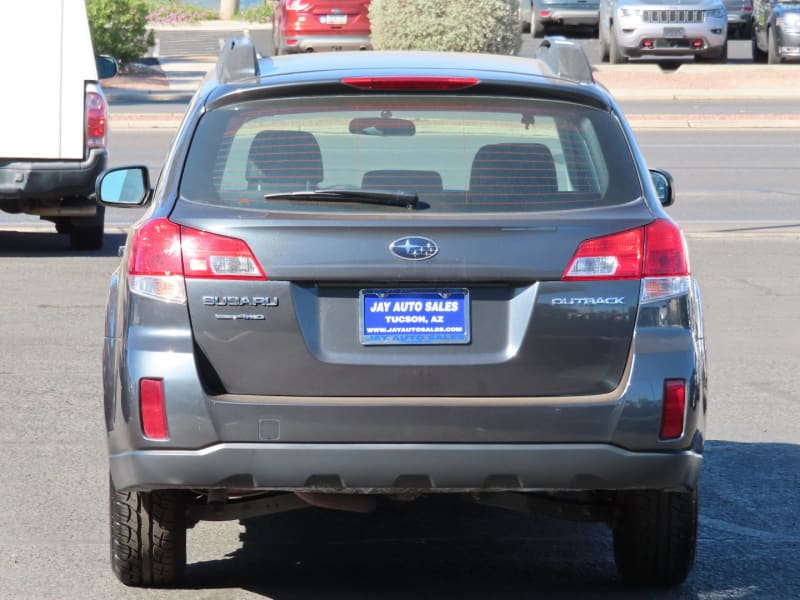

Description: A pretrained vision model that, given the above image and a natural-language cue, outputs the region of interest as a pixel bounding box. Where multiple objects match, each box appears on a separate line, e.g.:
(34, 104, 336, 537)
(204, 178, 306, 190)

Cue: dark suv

(99, 37, 706, 588)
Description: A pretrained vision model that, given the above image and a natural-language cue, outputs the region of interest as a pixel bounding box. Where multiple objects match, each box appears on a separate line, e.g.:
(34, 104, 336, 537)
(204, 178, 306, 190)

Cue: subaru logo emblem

(390, 236, 438, 261)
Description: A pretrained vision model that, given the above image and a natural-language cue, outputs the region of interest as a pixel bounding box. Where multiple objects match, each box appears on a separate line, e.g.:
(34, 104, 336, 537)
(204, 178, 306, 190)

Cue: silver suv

(99, 37, 706, 588)
(600, 0, 729, 62)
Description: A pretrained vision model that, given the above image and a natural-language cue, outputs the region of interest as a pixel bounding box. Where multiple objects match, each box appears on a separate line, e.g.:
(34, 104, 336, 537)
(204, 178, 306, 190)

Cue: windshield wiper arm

(263, 189, 419, 209)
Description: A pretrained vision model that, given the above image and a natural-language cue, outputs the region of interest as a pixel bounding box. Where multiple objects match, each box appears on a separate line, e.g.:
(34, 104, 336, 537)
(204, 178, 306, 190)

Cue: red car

(272, 0, 372, 54)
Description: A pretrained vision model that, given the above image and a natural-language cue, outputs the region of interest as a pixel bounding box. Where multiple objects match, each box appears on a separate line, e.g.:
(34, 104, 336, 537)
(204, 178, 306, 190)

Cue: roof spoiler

(535, 37, 594, 85)
(217, 36, 260, 84)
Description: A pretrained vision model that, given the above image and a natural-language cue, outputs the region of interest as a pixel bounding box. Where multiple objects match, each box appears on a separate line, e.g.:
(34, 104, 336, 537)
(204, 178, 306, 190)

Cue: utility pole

(219, 0, 240, 20)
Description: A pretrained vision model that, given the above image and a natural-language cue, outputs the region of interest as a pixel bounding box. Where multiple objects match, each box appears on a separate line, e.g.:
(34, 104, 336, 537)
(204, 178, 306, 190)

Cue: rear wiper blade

(263, 189, 419, 209)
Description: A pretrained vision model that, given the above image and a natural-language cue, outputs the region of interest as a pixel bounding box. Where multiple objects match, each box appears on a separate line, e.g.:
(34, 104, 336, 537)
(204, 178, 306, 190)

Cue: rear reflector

(660, 379, 687, 440)
(128, 218, 266, 303)
(140, 378, 168, 440)
(342, 76, 480, 91)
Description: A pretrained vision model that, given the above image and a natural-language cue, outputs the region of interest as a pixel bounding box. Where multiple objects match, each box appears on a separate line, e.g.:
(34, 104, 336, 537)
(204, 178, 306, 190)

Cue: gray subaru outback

(98, 37, 706, 588)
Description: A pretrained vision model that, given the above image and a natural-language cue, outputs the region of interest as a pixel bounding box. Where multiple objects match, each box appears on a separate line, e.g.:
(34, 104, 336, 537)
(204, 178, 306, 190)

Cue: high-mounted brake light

(342, 76, 480, 91)
(660, 379, 687, 440)
(127, 218, 266, 303)
(85, 85, 107, 149)
(562, 219, 690, 303)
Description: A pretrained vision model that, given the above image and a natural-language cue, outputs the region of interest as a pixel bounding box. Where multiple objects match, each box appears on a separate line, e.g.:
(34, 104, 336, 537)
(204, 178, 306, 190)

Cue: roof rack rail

(535, 37, 594, 85)
(217, 36, 260, 84)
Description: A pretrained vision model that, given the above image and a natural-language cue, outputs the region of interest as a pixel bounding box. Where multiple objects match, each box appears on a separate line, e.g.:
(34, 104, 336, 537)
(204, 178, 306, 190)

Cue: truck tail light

(127, 218, 266, 304)
(85, 83, 107, 150)
(562, 219, 691, 303)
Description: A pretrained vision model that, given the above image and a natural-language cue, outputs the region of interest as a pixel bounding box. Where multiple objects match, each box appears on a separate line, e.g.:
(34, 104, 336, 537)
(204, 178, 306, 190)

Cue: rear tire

(54, 217, 72, 234)
(110, 478, 188, 587)
(613, 489, 698, 586)
(599, 24, 610, 62)
(609, 29, 627, 64)
(768, 28, 782, 64)
(752, 31, 767, 62)
(69, 205, 105, 250)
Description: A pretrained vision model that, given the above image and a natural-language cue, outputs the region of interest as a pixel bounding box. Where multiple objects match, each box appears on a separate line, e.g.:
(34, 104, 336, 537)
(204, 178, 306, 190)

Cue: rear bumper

(110, 442, 703, 493)
(777, 28, 800, 55)
(281, 34, 372, 53)
(0, 148, 106, 202)
(615, 21, 727, 57)
(539, 8, 599, 26)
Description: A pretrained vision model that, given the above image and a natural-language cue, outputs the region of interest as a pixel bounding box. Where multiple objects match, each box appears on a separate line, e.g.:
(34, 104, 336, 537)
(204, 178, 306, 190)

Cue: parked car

(599, 0, 729, 62)
(100, 36, 707, 588)
(272, 0, 371, 54)
(530, 0, 600, 36)
(752, 0, 800, 62)
(0, 0, 116, 249)
(724, 0, 754, 38)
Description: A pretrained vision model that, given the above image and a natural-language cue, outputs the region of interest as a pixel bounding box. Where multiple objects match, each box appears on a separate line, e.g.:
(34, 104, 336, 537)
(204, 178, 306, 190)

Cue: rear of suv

(272, 0, 372, 54)
(100, 37, 706, 588)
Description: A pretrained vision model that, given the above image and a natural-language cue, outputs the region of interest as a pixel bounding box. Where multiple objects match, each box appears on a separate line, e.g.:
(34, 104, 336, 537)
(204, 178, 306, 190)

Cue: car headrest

(246, 130, 324, 191)
(469, 143, 558, 202)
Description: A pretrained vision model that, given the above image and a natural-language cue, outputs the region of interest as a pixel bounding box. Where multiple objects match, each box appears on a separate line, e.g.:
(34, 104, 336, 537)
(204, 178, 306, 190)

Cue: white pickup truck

(0, 0, 116, 250)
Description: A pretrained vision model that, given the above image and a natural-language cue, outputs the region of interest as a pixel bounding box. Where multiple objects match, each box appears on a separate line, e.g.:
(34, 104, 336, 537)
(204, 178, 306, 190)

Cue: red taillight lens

(643, 219, 689, 277)
(140, 378, 168, 440)
(85, 88, 107, 149)
(660, 379, 687, 440)
(342, 76, 480, 91)
(129, 218, 183, 276)
(562, 227, 643, 280)
(127, 218, 266, 303)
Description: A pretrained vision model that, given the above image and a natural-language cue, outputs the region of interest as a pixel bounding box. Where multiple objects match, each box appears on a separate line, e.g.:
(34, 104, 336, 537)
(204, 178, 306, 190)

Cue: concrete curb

(593, 64, 800, 100)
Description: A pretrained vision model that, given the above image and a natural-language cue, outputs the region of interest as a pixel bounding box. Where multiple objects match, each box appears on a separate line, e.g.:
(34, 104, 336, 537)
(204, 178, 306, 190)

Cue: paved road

(0, 127, 798, 598)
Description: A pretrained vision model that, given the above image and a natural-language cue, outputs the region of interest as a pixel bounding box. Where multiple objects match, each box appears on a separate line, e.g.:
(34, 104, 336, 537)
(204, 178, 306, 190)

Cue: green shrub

(238, 3, 274, 23)
(369, 0, 521, 55)
(86, 0, 155, 64)
(145, 0, 217, 25)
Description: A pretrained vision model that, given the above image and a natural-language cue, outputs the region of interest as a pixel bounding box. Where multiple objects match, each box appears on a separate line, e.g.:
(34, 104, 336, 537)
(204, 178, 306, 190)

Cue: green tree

(370, 0, 521, 55)
(86, 0, 155, 64)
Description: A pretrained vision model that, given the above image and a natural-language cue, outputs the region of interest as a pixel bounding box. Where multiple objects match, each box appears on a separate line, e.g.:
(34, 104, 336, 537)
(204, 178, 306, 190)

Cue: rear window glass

(180, 95, 642, 213)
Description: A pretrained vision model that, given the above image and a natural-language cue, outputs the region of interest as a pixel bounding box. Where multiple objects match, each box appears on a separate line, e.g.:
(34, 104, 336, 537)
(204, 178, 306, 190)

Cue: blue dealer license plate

(360, 289, 470, 345)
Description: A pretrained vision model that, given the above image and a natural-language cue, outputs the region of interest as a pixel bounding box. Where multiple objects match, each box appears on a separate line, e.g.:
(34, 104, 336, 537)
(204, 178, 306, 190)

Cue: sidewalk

(103, 21, 800, 129)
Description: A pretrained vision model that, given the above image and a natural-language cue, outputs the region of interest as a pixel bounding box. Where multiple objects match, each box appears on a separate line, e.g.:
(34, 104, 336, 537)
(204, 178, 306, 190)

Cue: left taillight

(127, 218, 266, 304)
(85, 83, 107, 150)
(562, 219, 691, 303)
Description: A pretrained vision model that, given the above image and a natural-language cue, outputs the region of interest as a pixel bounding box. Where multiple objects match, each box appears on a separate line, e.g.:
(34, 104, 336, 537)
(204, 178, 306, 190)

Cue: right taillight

(562, 219, 690, 303)
(127, 218, 266, 304)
